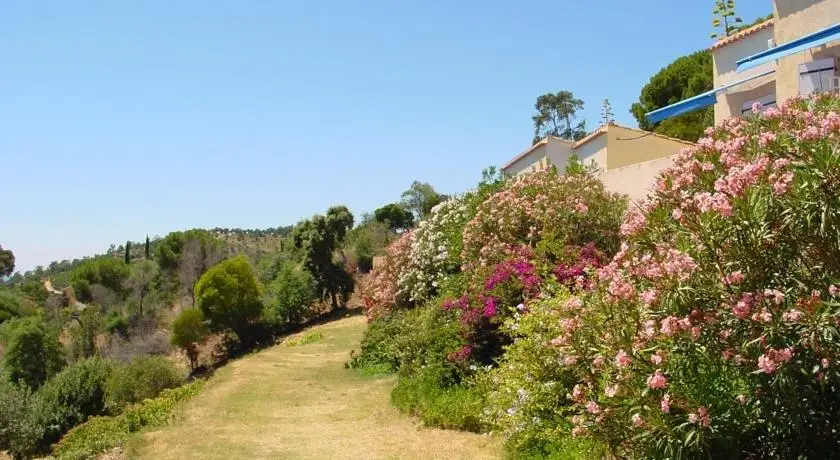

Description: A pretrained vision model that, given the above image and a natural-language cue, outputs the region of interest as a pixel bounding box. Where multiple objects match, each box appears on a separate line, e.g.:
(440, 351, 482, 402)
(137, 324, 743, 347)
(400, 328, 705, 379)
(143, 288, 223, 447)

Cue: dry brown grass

(127, 315, 502, 460)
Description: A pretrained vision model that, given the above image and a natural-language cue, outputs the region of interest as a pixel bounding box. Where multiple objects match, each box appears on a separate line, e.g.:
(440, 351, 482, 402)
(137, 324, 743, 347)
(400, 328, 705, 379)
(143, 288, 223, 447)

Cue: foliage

(401, 181, 445, 220)
(530, 95, 840, 458)
(127, 259, 158, 317)
(2, 316, 65, 390)
(0, 245, 14, 278)
(0, 379, 41, 458)
(292, 206, 355, 309)
(70, 257, 130, 303)
(170, 308, 209, 370)
(32, 357, 114, 449)
(68, 308, 103, 362)
(391, 366, 486, 432)
(265, 261, 315, 325)
(52, 380, 204, 460)
(711, 0, 743, 39)
(104, 356, 185, 411)
(0, 289, 33, 325)
(359, 231, 414, 319)
(374, 203, 415, 232)
(344, 221, 391, 273)
(154, 229, 225, 300)
(630, 50, 714, 142)
(532, 91, 587, 143)
(284, 330, 324, 346)
(195, 256, 264, 344)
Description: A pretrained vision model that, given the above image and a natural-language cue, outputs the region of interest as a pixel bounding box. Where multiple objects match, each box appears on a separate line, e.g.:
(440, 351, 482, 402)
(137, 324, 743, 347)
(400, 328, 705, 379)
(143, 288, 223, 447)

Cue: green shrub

(105, 356, 185, 411)
(2, 316, 65, 390)
(32, 357, 115, 448)
(391, 365, 485, 432)
(266, 262, 315, 325)
(170, 308, 209, 370)
(0, 379, 42, 458)
(52, 380, 204, 460)
(195, 256, 264, 345)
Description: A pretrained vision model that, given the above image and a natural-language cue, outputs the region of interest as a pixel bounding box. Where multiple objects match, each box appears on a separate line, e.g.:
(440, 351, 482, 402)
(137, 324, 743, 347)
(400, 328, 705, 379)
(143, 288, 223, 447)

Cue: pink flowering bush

(359, 230, 413, 319)
(540, 95, 840, 458)
(462, 167, 626, 270)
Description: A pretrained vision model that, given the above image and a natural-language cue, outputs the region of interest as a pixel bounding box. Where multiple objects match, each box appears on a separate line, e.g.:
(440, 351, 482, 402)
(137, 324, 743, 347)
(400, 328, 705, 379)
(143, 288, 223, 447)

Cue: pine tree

(711, 0, 743, 39)
(145, 235, 151, 260)
(601, 99, 614, 125)
(124, 241, 131, 264)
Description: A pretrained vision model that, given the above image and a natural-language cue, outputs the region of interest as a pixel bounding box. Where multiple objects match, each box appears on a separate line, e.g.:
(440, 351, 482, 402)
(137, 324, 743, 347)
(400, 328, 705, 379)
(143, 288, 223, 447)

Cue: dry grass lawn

(127, 314, 502, 459)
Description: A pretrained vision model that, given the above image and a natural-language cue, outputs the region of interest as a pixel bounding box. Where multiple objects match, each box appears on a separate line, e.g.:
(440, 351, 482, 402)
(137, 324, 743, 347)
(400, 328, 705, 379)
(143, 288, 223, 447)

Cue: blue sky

(1, 0, 769, 272)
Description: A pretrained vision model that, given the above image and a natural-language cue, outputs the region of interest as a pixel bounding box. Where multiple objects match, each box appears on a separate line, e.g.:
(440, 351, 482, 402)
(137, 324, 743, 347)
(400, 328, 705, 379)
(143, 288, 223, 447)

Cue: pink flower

(565, 297, 583, 310)
(671, 208, 683, 220)
(643, 320, 657, 338)
(571, 426, 587, 437)
(690, 326, 702, 340)
(697, 406, 711, 427)
(763, 289, 785, 305)
(631, 413, 644, 427)
(572, 384, 585, 400)
(615, 349, 632, 368)
(575, 202, 589, 214)
(660, 316, 680, 336)
(782, 309, 803, 323)
(830, 285, 839, 297)
(592, 355, 605, 367)
(651, 352, 664, 365)
(586, 401, 601, 414)
(661, 394, 671, 413)
(640, 289, 658, 305)
(646, 369, 668, 390)
(822, 358, 831, 368)
(758, 354, 777, 374)
(723, 270, 744, 285)
(605, 384, 618, 397)
(563, 356, 579, 366)
(732, 294, 753, 319)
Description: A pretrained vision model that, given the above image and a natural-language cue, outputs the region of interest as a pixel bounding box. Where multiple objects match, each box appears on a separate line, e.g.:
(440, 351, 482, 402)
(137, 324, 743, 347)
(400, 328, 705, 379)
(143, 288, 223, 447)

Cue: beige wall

(503, 143, 547, 176)
(544, 137, 577, 171)
(604, 125, 690, 170)
(712, 26, 777, 123)
(773, 0, 840, 100)
(601, 155, 676, 202)
(574, 134, 608, 171)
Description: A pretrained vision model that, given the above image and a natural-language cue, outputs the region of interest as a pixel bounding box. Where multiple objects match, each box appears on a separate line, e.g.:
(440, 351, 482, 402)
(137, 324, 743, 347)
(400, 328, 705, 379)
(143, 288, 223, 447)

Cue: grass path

(128, 314, 502, 459)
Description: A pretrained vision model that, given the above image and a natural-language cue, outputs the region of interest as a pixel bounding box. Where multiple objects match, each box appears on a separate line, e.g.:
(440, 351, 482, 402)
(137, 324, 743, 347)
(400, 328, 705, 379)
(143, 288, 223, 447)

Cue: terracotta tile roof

(710, 19, 774, 51)
(501, 136, 573, 170)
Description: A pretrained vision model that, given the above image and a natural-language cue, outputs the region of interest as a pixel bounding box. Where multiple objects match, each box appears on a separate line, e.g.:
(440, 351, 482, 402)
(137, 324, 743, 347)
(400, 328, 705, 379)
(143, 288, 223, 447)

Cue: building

(502, 123, 693, 201)
(647, 0, 840, 124)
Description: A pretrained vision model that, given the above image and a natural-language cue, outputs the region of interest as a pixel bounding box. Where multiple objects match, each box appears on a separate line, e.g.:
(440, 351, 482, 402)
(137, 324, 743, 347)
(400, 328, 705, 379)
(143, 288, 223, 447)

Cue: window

(741, 93, 777, 116)
(799, 57, 838, 96)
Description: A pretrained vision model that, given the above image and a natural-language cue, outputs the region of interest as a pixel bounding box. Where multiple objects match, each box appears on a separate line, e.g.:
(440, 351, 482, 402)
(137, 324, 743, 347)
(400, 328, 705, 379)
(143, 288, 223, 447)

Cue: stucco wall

(601, 155, 675, 202)
(773, 0, 840, 101)
(574, 134, 608, 171)
(605, 125, 690, 170)
(503, 143, 547, 176)
(544, 137, 576, 171)
(712, 26, 777, 123)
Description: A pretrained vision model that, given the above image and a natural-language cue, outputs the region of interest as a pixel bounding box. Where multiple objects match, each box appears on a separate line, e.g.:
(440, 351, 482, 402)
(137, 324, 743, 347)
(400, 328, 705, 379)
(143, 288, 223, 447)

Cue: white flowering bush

(397, 196, 470, 304)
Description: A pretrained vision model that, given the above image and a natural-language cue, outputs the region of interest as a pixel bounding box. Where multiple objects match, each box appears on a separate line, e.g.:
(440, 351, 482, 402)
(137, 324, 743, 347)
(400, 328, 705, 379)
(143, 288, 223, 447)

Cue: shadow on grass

(189, 305, 365, 380)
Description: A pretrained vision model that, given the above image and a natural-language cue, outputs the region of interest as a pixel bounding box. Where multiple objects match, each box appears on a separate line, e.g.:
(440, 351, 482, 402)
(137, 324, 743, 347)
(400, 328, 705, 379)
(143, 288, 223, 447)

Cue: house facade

(648, 0, 840, 125)
(501, 123, 692, 201)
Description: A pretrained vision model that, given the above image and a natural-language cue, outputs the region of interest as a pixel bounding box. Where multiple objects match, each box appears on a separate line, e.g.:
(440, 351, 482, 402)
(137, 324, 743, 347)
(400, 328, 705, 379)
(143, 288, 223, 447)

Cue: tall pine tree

(124, 241, 131, 264)
(144, 235, 151, 260)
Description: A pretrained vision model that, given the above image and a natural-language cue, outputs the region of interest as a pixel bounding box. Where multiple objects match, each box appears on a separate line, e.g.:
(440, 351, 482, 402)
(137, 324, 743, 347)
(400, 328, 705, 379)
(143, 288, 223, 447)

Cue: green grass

(125, 316, 501, 459)
(284, 329, 324, 346)
(51, 380, 205, 460)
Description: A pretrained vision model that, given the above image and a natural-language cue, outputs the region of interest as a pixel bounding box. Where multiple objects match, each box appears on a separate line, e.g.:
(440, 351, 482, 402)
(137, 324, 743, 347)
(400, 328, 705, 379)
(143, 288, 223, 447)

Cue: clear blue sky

(2, 0, 769, 272)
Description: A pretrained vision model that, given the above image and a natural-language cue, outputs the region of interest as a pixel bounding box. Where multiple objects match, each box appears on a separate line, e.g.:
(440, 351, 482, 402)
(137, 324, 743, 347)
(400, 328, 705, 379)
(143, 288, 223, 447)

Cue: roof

(574, 122, 696, 149)
(710, 19, 774, 51)
(501, 136, 573, 170)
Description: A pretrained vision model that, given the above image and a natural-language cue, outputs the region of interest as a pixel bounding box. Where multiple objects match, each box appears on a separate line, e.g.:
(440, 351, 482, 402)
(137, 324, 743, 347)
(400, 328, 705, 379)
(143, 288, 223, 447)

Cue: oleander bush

(104, 356, 185, 411)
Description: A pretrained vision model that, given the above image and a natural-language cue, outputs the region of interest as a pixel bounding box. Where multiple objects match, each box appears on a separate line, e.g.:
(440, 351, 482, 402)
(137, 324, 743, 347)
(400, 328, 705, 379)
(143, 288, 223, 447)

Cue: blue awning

(645, 68, 776, 123)
(737, 22, 840, 72)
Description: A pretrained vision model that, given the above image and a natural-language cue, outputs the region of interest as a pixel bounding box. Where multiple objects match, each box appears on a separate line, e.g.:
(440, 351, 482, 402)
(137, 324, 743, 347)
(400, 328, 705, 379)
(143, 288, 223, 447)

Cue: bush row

(354, 94, 840, 458)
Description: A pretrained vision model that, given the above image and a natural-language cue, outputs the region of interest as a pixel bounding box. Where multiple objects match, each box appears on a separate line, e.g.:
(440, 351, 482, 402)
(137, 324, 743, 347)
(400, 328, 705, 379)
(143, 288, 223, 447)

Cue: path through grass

(128, 314, 501, 459)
